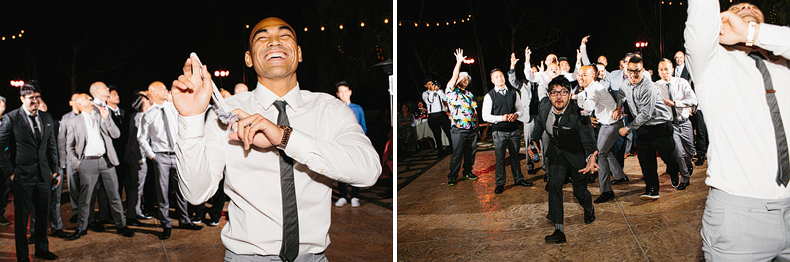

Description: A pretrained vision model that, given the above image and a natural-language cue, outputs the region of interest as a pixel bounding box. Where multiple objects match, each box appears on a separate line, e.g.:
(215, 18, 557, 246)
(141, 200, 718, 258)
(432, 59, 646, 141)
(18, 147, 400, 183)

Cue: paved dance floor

(398, 147, 708, 261)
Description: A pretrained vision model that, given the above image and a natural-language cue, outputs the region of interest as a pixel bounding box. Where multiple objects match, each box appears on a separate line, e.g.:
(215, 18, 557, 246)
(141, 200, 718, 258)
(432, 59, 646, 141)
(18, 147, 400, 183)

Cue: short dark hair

(424, 78, 433, 84)
(624, 52, 636, 60)
(629, 55, 644, 65)
(558, 57, 568, 62)
(108, 85, 118, 93)
(489, 68, 503, 75)
(548, 76, 572, 92)
(20, 80, 41, 97)
(335, 80, 349, 91)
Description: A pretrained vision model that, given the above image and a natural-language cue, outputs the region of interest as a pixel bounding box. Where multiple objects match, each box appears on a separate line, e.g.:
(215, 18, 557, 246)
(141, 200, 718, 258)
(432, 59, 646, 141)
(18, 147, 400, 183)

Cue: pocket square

(562, 126, 572, 130)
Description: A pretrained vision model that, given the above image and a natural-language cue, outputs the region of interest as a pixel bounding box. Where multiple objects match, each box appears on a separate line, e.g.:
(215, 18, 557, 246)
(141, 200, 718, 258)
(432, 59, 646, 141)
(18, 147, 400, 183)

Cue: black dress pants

(13, 178, 51, 261)
(545, 155, 593, 225)
(635, 122, 680, 192)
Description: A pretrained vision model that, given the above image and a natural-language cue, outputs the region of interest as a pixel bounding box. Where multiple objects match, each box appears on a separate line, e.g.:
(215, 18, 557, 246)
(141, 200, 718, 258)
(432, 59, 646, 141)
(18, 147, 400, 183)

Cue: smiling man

(171, 17, 381, 261)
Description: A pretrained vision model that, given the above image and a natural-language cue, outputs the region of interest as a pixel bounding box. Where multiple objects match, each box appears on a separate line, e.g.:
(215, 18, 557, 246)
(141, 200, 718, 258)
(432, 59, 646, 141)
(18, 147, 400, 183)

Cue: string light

(360, 22, 365, 27)
(321, 26, 325, 31)
(304, 27, 308, 32)
(400, 15, 472, 28)
(384, 18, 389, 24)
(339, 24, 344, 29)
(1, 29, 25, 41)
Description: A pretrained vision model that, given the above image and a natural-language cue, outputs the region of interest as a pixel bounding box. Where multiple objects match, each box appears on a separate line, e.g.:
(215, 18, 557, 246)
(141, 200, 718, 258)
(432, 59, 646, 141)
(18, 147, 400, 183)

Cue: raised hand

(525, 46, 532, 63)
(576, 49, 583, 63)
(720, 11, 755, 45)
(97, 106, 109, 119)
(454, 48, 467, 63)
(171, 57, 214, 117)
(510, 53, 519, 69)
(581, 35, 590, 46)
(228, 109, 284, 150)
(538, 61, 545, 72)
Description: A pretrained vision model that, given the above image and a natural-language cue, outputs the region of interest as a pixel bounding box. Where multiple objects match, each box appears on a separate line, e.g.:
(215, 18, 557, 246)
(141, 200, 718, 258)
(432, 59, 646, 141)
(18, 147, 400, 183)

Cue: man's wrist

(276, 125, 292, 150)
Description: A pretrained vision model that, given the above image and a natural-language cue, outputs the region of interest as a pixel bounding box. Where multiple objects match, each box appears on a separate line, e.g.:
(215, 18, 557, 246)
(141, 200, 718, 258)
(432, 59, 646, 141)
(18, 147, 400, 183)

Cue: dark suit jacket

(124, 112, 144, 166)
(109, 106, 128, 164)
(0, 108, 59, 182)
(678, 64, 691, 83)
(530, 97, 596, 169)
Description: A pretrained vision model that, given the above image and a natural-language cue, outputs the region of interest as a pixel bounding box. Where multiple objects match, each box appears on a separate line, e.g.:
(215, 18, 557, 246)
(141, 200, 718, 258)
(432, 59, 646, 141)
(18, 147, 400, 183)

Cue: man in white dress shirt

(483, 68, 532, 194)
(686, 1, 790, 260)
(170, 17, 381, 261)
(421, 79, 452, 156)
(138, 81, 202, 240)
(574, 65, 626, 203)
(655, 59, 697, 190)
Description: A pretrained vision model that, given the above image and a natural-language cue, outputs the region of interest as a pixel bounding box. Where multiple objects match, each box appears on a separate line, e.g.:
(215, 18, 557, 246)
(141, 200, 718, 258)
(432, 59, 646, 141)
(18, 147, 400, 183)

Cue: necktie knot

(273, 100, 288, 113)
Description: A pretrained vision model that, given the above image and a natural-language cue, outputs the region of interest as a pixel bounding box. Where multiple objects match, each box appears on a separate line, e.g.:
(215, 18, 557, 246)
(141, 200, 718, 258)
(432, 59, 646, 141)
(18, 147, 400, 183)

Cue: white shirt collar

(253, 82, 302, 112)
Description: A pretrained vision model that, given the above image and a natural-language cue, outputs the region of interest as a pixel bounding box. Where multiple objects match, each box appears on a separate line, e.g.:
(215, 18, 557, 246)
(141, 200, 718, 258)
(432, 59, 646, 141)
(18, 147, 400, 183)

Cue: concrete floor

(398, 147, 709, 261)
(0, 182, 393, 261)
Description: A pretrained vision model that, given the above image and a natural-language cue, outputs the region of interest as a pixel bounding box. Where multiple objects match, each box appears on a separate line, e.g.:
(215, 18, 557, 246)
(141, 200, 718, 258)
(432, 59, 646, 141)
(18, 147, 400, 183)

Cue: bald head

(75, 93, 94, 114)
(148, 81, 169, 104)
(234, 83, 249, 94)
(578, 65, 597, 88)
(674, 51, 685, 66)
(89, 82, 110, 103)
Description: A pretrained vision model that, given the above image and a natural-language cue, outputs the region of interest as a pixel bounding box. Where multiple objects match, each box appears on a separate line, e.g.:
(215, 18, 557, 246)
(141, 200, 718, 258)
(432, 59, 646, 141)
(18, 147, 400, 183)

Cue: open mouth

(264, 51, 288, 61)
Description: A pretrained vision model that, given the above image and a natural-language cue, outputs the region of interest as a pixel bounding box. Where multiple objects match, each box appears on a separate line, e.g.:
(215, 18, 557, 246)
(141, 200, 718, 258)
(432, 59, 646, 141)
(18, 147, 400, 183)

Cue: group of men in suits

(453, 32, 708, 243)
(0, 80, 221, 261)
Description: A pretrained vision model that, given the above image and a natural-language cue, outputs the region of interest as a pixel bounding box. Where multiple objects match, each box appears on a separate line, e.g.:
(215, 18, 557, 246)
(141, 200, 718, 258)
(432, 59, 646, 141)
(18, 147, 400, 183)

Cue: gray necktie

(273, 100, 299, 262)
(749, 52, 790, 186)
(161, 107, 175, 151)
(666, 82, 679, 125)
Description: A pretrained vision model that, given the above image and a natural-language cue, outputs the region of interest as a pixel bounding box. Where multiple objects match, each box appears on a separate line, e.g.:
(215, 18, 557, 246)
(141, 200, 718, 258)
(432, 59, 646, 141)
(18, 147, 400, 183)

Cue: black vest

(488, 88, 519, 132)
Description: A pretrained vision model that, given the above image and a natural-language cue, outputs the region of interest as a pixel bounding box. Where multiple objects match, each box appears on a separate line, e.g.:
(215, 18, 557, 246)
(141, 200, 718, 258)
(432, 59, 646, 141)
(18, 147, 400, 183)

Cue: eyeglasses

(626, 68, 644, 75)
(25, 95, 41, 100)
(549, 90, 569, 97)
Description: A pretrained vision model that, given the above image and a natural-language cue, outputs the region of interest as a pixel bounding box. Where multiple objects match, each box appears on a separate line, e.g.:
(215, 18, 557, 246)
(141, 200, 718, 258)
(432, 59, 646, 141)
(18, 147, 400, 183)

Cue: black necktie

(666, 82, 679, 125)
(749, 52, 790, 186)
(161, 107, 174, 151)
(29, 114, 41, 144)
(552, 113, 562, 138)
(273, 100, 299, 262)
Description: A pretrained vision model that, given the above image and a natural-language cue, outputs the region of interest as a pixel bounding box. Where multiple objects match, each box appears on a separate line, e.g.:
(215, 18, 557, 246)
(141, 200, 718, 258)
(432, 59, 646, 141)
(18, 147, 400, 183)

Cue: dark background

(0, 0, 393, 152)
(397, 0, 790, 105)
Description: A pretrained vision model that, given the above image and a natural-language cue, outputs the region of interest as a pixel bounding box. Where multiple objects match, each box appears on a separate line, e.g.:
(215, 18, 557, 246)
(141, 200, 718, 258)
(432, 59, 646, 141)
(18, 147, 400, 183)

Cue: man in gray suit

(65, 94, 134, 240)
(58, 93, 81, 224)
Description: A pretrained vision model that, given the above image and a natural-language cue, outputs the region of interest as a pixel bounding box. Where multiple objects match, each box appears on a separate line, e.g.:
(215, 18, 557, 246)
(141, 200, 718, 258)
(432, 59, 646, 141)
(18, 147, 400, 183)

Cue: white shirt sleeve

(482, 93, 500, 124)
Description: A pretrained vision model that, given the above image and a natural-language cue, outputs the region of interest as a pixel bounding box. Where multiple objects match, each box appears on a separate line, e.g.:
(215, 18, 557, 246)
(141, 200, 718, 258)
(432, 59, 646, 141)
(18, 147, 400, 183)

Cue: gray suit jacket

(66, 111, 121, 168)
(58, 111, 78, 171)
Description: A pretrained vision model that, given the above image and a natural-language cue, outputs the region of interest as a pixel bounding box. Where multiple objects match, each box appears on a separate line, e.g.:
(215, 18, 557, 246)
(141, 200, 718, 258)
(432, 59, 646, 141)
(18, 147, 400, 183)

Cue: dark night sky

(0, 0, 392, 150)
(396, 0, 747, 104)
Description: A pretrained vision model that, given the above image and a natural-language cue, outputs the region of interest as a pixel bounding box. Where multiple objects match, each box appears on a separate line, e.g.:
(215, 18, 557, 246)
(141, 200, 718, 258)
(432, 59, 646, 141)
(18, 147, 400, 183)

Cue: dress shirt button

(319, 169, 325, 174)
(183, 124, 187, 129)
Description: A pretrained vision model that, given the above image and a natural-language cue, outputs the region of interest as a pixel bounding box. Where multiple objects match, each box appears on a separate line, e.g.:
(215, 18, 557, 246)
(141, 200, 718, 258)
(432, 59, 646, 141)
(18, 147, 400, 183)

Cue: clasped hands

(171, 57, 284, 150)
(501, 113, 518, 122)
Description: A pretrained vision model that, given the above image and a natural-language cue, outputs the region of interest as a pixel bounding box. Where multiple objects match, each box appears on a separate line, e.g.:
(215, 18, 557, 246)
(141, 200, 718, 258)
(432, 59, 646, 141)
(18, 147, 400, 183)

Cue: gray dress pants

(76, 157, 126, 231)
(154, 152, 191, 228)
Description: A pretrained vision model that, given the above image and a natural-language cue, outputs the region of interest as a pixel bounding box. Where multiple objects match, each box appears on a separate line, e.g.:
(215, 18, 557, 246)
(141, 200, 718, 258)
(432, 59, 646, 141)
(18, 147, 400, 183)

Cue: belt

(429, 112, 446, 116)
(156, 151, 177, 155)
(84, 155, 104, 159)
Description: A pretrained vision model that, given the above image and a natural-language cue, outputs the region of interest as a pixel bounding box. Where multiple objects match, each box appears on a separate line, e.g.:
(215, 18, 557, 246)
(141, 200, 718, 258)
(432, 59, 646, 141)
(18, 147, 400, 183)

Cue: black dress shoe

(494, 185, 505, 194)
(694, 154, 706, 166)
(89, 222, 105, 232)
(127, 218, 143, 226)
(594, 191, 615, 203)
(118, 226, 135, 237)
(52, 229, 69, 238)
(584, 209, 596, 224)
(677, 181, 690, 190)
(67, 230, 86, 240)
(0, 215, 10, 226)
(68, 214, 78, 224)
(515, 180, 534, 187)
(34, 251, 58, 260)
(527, 168, 538, 175)
(180, 222, 203, 230)
(544, 229, 566, 244)
(670, 174, 679, 188)
(611, 176, 629, 185)
(27, 236, 34, 244)
(98, 218, 114, 225)
(160, 228, 171, 240)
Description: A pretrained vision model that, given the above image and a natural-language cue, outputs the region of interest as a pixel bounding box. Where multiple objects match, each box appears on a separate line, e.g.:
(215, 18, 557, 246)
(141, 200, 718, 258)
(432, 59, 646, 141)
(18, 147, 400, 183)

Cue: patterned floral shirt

(445, 84, 478, 129)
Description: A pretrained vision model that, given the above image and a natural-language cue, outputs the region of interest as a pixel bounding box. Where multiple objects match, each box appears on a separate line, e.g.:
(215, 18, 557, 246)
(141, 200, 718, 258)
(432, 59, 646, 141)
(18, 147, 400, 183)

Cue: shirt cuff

(178, 113, 205, 139)
(282, 128, 314, 165)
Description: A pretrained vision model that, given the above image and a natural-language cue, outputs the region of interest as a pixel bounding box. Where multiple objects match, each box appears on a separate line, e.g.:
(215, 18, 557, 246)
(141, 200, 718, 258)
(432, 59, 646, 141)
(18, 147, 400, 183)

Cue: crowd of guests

(407, 29, 712, 245)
